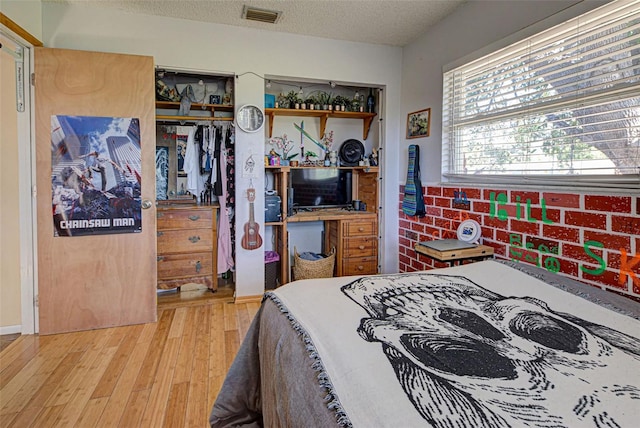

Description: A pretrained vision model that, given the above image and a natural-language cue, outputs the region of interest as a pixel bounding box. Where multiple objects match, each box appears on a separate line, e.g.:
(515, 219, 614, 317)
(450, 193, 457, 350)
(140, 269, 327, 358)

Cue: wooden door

(35, 48, 157, 334)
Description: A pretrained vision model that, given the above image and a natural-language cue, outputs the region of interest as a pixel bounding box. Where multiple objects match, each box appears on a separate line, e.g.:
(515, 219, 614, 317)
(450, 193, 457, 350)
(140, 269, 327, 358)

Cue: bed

(210, 260, 640, 427)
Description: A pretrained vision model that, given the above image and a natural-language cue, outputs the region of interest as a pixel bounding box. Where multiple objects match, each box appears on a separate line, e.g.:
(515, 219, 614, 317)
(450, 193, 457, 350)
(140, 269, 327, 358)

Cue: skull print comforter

(210, 260, 640, 428)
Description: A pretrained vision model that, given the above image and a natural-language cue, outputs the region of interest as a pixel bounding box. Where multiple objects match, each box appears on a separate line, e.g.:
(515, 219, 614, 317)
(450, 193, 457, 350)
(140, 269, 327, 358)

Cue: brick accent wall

(399, 185, 640, 300)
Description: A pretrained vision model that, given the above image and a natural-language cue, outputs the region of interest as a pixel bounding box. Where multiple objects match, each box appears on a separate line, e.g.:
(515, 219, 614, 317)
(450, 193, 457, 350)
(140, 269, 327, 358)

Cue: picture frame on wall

(406, 108, 431, 139)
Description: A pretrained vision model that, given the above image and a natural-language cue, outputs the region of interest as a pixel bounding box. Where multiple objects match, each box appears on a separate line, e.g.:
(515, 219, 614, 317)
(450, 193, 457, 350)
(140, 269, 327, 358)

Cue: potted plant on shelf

(316, 91, 333, 110)
(333, 95, 347, 111)
(304, 97, 316, 110)
(284, 90, 299, 109)
(268, 134, 298, 165)
(276, 93, 287, 109)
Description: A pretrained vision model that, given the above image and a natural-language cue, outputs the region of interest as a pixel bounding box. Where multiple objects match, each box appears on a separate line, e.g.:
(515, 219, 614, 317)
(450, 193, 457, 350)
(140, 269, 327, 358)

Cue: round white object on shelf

(457, 219, 482, 244)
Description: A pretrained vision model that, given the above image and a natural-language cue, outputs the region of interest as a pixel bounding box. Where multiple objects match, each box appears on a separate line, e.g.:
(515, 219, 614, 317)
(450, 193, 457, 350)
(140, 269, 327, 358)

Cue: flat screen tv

(290, 168, 352, 210)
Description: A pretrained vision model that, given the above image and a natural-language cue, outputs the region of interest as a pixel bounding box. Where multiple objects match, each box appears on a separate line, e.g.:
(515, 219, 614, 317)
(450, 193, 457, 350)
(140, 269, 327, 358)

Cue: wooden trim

(234, 294, 264, 304)
(0, 13, 43, 47)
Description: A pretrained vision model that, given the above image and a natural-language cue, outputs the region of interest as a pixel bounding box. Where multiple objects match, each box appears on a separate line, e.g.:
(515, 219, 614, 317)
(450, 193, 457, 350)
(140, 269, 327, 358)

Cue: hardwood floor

(0, 282, 259, 427)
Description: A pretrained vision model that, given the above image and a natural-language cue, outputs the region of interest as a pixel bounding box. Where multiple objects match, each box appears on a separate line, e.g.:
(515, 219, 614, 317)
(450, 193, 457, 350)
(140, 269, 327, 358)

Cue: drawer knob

(358, 245, 365, 250)
(189, 215, 201, 221)
(358, 227, 365, 232)
(357, 265, 364, 271)
(189, 235, 201, 243)
(195, 261, 202, 273)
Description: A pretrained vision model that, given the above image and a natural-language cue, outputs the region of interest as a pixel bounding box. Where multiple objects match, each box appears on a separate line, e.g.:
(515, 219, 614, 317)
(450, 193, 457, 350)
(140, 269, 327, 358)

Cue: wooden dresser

(156, 204, 219, 291)
(325, 214, 378, 276)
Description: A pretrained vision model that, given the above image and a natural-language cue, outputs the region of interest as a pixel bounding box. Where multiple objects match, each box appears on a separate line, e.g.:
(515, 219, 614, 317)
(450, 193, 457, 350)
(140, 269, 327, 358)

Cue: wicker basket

(293, 247, 336, 280)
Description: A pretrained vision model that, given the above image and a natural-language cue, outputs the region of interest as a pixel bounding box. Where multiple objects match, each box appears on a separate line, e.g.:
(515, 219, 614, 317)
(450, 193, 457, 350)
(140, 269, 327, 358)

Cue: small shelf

(156, 115, 233, 123)
(156, 101, 234, 123)
(265, 108, 376, 140)
(156, 101, 234, 112)
(265, 165, 379, 173)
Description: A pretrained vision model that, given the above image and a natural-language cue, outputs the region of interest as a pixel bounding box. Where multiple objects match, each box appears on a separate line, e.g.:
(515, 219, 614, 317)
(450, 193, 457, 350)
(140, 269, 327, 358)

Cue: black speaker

(265, 195, 282, 222)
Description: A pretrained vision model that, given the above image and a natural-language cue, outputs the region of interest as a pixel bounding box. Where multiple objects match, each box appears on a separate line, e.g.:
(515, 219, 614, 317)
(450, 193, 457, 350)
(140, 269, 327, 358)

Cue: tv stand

(265, 165, 380, 284)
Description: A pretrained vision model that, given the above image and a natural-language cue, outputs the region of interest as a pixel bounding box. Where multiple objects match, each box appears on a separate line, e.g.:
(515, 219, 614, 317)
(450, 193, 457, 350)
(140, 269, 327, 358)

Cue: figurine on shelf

(369, 148, 379, 166)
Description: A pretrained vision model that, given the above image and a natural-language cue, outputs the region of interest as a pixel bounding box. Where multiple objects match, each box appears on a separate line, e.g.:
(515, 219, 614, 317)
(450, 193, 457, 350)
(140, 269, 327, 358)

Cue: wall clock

(236, 104, 265, 133)
(457, 219, 482, 244)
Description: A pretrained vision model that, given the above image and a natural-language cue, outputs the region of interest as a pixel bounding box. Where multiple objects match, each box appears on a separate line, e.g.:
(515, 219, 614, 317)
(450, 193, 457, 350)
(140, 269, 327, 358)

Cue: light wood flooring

(0, 282, 259, 427)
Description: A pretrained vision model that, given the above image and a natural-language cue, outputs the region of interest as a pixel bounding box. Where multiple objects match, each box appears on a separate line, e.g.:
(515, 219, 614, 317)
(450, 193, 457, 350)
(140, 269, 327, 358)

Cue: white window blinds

(442, 0, 640, 188)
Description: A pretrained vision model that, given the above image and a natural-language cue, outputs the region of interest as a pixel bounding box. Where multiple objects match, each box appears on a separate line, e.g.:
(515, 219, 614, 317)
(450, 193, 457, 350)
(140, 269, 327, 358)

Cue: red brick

(636, 197, 640, 215)
(562, 242, 601, 263)
(483, 188, 508, 200)
(496, 230, 518, 244)
(581, 268, 627, 291)
(399, 253, 411, 265)
(509, 219, 540, 235)
(565, 211, 607, 230)
(442, 187, 458, 198)
(426, 186, 442, 196)
(606, 249, 640, 272)
(474, 201, 491, 214)
(542, 192, 581, 208)
(443, 209, 469, 221)
(526, 237, 560, 255)
(411, 223, 425, 233)
(435, 218, 451, 230)
(527, 207, 561, 224)
(583, 230, 630, 252)
(425, 206, 441, 217)
(543, 224, 580, 242)
(511, 191, 540, 205)
(483, 215, 508, 229)
(554, 257, 579, 277)
(493, 202, 517, 220)
(399, 219, 411, 229)
(399, 236, 412, 248)
(461, 187, 482, 199)
(585, 195, 631, 213)
(481, 227, 495, 240)
(424, 196, 434, 206)
(442, 229, 458, 240)
(434, 197, 450, 208)
(611, 215, 640, 235)
(484, 241, 506, 257)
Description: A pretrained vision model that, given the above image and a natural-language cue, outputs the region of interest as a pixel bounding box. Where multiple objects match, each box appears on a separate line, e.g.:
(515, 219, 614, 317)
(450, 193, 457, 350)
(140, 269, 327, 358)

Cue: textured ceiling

(45, 0, 466, 47)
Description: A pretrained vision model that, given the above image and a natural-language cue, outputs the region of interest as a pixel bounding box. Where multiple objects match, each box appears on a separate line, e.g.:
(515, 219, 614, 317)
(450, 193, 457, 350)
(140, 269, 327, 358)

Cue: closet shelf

(156, 115, 233, 123)
(265, 108, 376, 140)
(155, 101, 234, 113)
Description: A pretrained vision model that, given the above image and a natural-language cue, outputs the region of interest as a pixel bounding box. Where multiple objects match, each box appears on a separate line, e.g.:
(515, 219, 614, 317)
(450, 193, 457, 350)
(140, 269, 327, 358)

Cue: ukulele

(241, 187, 263, 250)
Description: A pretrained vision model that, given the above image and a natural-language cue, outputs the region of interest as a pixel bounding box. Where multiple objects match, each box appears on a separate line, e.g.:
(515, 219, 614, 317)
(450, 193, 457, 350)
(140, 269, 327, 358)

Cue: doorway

(0, 29, 36, 334)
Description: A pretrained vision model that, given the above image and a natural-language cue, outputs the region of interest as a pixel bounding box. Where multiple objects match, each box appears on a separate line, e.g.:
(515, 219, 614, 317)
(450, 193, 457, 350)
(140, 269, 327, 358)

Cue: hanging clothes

(217, 142, 234, 274)
(183, 126, 205, 201)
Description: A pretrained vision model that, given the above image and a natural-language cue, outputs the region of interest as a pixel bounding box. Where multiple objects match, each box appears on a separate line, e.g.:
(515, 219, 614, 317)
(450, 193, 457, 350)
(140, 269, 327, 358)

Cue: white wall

(40, 2, 403, 296)
(400, 0, 609, 184)
(0, 0, 42, 41)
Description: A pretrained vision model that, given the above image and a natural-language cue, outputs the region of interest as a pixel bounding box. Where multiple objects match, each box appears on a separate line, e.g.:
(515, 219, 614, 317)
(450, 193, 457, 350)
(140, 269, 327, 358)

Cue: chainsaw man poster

(51, 115, 142, 237)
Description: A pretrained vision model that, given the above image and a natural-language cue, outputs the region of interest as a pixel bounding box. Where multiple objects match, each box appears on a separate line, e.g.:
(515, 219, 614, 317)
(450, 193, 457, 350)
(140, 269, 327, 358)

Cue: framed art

(406, 108, 431, 139)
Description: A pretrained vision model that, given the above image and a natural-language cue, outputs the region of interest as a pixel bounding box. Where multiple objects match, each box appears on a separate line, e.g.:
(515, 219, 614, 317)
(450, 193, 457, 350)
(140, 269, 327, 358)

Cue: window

(442, 0, 639, 188)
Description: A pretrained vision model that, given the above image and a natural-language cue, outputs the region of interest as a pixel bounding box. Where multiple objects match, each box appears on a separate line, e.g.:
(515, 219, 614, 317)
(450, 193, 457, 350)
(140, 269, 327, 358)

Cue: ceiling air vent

(241, 5, 282, 24)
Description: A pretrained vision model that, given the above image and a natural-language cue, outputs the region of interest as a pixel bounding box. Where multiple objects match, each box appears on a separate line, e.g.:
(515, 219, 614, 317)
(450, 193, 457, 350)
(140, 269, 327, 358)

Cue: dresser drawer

(157, 252, 213, 279)
(157, 229, 213, 253)
(343, 237, 377, 257)
(344, 220, 377, 237)
(342, 257, 378, 275)
(157, 208, 212, 230)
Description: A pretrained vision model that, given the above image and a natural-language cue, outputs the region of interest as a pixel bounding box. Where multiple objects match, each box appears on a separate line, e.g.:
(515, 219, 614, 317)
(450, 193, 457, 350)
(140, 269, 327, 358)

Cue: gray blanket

(210, 261, 640, 427)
